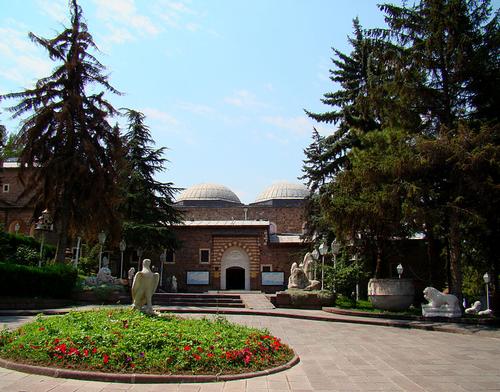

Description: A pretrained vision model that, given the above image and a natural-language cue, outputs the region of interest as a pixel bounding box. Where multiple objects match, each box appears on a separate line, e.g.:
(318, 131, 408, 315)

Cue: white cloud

(156, 0, 196, 29)
(0, 26, 53, 86)
(261, 115, 312, 136)
(142, 107, 180, 128)
(176, 101, 214, 116)
(36, 0, 67, 23)
(224, 90, 266, 108)
(93, 0, 161, 45)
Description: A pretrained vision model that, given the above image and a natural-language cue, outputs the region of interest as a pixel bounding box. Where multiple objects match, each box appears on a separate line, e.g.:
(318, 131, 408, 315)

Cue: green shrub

(324, 259, 367, 300)
(0, 231, 55, 264)
(0, 309, 294, 374)
(0, 262, 77, 298)
(462, 264, 484, 303)
(14, 245, 39, 266)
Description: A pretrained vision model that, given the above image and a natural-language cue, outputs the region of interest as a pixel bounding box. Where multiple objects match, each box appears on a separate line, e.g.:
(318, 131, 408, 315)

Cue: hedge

(0, 262, 77, 299)
(0, 231, 55, 265)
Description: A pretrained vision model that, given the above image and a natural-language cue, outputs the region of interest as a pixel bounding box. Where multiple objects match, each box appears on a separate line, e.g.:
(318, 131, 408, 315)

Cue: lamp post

(311, 249, 319, 280)
(483, 272, 491, 311)
(331, 239, 340, 269)
(319, 241, 328, 290)
(137, 247, 144, 270)
(397, 264, 403, 279)
(119, 239, 126, 279)
(160, 250, 166, 288)
(35, 209, 53, 267)
(98, 231, 106, 270)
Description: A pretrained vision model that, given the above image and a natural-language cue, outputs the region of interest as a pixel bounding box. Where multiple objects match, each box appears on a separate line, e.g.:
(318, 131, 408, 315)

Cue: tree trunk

(448, 213, 462, 301)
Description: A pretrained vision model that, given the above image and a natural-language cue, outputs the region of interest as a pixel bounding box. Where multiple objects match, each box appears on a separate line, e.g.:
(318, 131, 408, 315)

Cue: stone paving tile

(1, 312, 500, 392)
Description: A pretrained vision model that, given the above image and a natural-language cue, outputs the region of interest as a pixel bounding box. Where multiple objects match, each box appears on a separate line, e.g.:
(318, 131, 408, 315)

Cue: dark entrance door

(226, 266, 245, 290)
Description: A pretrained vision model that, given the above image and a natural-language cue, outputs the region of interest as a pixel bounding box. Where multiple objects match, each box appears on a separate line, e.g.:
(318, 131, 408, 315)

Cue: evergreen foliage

(303, 0, 499, 297)
(0, 0, 124, 261)
(121, 109, 182, 252)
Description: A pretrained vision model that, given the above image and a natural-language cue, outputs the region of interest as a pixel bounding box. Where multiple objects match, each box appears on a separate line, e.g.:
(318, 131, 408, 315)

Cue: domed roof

(255, 182, 309, 203)
(177, 183, 241, 204)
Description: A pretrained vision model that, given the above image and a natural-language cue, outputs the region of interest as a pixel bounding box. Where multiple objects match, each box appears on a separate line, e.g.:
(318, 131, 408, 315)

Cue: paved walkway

(1, 308, 499, 391)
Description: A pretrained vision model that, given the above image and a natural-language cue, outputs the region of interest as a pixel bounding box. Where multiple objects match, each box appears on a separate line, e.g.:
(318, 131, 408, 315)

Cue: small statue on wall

(131, 259, 160, 315)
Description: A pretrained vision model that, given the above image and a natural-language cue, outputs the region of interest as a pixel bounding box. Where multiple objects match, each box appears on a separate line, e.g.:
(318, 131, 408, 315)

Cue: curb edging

(0, 354, 299, 384)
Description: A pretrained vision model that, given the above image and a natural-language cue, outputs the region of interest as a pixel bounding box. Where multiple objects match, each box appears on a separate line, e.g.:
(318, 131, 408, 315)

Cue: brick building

(0, 160, 37, 236)
(0, 163, 310, 293)
(169, 182, 309, 293)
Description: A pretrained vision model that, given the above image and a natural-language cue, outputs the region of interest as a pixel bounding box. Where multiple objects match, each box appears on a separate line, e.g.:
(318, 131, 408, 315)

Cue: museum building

(169, 182, 309, 293)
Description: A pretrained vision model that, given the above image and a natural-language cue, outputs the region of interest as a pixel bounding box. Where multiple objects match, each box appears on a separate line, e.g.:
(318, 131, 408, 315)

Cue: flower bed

(0, 309, 294, 375)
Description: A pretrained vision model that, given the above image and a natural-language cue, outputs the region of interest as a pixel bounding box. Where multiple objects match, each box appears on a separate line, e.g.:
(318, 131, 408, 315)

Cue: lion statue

(423, 287, 459, 309)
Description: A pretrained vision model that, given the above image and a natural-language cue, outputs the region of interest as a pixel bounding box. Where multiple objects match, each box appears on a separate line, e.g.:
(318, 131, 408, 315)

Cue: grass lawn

(0, 309, 294, 374)
(335, 295, 422, 316)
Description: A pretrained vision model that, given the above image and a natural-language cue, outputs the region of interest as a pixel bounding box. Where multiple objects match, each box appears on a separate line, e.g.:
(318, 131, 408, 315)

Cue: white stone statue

(96, 256, 116, 285)
(131, 259, 160, 315)
(465, 301, 482, 314)
(288, 258, 321, 291)
(478, 309, 494, 316)
(128, 267, 136, 283)
(171, 275, 178, 293)
(421, 287, 462, 318)
(301, 252, 315, 281)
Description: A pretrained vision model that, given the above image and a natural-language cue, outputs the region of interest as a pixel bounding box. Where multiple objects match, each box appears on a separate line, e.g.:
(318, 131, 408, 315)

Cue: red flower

(92, 348, 97, 354)
(184, 345, 191, 351)
(197, 346, 203, 353)
(38, 327, 45, 331)
(130, 363, 135, 368)
(83, 349, 89, 357)
(103, 354, 109, 364)
(193, 354, 201, 361)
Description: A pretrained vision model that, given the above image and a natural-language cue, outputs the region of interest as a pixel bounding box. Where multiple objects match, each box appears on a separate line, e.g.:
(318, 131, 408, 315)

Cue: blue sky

(2, 1, 496, 203)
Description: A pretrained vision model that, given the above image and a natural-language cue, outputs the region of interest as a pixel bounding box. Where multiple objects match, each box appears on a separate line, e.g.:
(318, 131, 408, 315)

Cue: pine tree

(121, 109, 182, 252)
(369, 0, 498, 296)
(0, 0, 123, 261)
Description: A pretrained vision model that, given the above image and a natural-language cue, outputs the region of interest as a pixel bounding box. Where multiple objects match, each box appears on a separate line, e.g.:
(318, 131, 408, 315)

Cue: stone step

(152, 293, 244, 308)
(157, 302, 246, 308)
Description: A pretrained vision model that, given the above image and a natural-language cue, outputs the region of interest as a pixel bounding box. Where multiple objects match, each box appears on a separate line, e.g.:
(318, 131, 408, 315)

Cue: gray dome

(255, 182, 309, 203)
(177, 183, 241, 204)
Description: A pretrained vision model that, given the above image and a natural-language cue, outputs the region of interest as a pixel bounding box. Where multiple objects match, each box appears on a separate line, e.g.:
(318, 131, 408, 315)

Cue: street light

(311, 249, 319, 280)
(483, 272, 491, 311)
(397, 264, 403, 279)
(318, 241, 328, 290)
(98, 231, 106, 270)
(160, 250, 166, 288)
(331, 239, 340, 268)
(119, 239, 126, 279)
(137, 247, 144, 270)
(35, 209, 53, 267)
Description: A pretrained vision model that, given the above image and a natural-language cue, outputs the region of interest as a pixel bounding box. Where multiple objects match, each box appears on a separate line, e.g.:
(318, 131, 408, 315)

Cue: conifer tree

(121, 109, 182, 252)
(0, 0, 123, 261)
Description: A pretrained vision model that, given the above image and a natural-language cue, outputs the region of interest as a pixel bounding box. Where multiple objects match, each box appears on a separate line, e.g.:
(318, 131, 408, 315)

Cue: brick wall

(168, 225, 307, 293)
(178, 204, 306, 234)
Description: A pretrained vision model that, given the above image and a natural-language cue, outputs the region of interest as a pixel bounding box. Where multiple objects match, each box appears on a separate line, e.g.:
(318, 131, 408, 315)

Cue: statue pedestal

(422, 304, 462, 318)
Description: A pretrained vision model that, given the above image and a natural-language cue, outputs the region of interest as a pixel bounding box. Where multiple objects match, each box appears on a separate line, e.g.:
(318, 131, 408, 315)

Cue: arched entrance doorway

(220, 247, 250, 290)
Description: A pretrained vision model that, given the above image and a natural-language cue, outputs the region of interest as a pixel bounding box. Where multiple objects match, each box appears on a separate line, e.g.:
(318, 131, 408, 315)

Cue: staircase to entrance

(152, 293, 245, 308)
